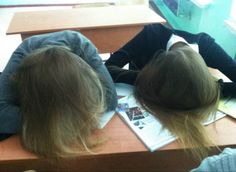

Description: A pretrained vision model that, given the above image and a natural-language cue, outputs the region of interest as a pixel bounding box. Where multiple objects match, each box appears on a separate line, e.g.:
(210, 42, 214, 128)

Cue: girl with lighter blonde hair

(0, 31, 117, 158)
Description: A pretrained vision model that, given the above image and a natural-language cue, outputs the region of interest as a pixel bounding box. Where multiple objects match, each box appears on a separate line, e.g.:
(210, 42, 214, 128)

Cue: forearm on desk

(221, 82, 236, 98)
(106, 66, 138, 85)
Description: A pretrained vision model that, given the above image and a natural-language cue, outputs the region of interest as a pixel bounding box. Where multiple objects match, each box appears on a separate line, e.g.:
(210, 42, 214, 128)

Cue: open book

(117, 95, 176, 151)
(116, 83, 226, 152)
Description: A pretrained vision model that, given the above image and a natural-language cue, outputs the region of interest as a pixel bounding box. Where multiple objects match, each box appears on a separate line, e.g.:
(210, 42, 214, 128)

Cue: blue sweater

(191, 148, 236, 172)
(105, 24, 236, 97)
(0, 30, 117, 135)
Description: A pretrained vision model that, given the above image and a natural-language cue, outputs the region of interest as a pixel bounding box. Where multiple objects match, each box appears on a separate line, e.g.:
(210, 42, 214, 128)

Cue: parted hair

(134, 46, 220, 160)
(14, 46, 105, 158)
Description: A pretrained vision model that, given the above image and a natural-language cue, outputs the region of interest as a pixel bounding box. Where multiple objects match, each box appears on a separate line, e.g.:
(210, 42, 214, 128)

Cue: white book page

(117, 95, 176, 151)
(98, 83, 134, 128)
(115, 83, 134, 97)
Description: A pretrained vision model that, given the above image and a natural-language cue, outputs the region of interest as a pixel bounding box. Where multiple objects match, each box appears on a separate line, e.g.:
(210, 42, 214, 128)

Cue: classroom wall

(116, 0, 149, 6)
(153, 0, 236, 58)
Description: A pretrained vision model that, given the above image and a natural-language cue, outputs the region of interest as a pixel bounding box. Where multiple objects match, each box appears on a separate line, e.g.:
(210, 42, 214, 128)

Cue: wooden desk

(6, 5, 166, 53)
(0, 115, 236, 172)
(0, 70, 235, 172)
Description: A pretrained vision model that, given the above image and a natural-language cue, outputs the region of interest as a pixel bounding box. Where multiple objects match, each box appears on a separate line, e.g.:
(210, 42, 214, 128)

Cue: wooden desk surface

(6, 5, 165, 35)
(0, 115, 236, 171)
(6, 5, 166, 53)
(0, 70, 235, 171)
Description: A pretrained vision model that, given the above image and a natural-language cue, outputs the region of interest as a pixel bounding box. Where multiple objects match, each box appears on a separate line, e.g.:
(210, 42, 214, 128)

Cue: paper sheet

(219, 98, 236, 119)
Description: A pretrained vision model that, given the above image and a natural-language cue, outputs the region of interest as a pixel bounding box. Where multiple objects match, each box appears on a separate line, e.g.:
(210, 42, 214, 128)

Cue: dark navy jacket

(105, 23, 236, 96)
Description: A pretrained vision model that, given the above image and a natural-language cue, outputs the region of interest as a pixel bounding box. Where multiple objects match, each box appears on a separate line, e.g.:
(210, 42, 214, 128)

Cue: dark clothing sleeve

(173, 29, 236, 83)
(106, 66, 139, 85)
(173, 29, 236, 97)
(105, 23, 236, 97)
(105, 24, 172, 84)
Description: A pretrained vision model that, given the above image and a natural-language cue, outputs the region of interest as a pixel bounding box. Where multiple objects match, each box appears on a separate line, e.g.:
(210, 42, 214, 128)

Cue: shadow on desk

(0, 136, 199, 172)
(0, 144, 234, 172)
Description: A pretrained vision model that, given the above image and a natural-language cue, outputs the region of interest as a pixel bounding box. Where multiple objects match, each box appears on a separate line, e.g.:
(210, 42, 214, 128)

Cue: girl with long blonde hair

(134, 46, 220, 160)
(0, 31, 117, 158)
(105, 23, 236, 160)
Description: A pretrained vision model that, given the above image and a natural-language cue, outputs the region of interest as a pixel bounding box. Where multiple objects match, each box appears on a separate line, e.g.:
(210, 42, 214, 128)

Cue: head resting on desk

(13, 46, 105, 158)
(134, 45, 220, 160)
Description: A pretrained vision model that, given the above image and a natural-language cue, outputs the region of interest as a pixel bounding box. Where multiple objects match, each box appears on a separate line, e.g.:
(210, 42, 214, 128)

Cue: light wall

(116, 0, 149, 6)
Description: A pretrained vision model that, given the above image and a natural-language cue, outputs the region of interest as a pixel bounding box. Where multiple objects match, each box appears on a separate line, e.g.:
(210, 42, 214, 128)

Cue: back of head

(134, 46, 220, 160)
(14, 46, 105, 158)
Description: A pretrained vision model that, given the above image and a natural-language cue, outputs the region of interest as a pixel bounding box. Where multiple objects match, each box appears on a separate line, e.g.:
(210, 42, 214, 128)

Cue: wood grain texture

(6, 5, 166, 53)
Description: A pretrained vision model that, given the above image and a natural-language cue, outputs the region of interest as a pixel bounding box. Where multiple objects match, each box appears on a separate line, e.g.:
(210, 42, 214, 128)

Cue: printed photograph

(125, 107, 145, 121)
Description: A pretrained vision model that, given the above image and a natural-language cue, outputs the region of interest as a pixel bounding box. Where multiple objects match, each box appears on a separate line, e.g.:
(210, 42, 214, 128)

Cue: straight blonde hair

(134, 46, 220, 160)
(14, 46, 105, 158)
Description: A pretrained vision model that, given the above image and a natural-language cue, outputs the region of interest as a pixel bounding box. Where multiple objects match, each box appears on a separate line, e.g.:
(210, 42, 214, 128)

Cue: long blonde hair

(134, 46, 220, 160)
(14, 46, 105, 158)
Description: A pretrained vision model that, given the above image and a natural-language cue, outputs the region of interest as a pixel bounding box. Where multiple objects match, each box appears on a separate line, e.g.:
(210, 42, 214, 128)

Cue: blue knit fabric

(191, 148, 236, 172)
